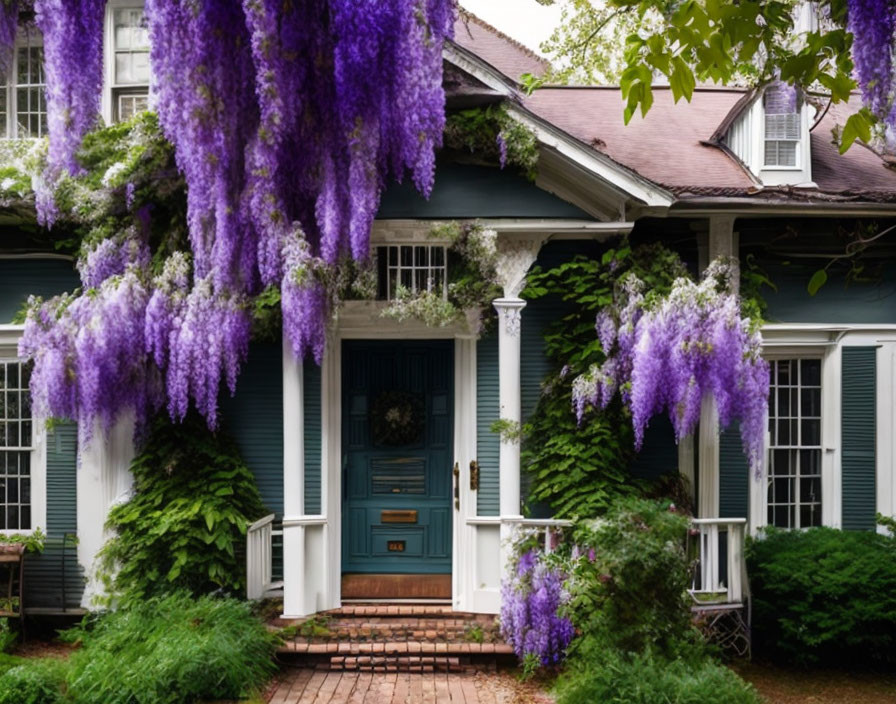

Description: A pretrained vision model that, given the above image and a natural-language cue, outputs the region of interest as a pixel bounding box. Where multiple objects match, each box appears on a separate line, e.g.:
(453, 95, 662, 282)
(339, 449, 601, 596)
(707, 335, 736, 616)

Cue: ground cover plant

(98, 412, 267, 606)
(748, 526, 896, 666)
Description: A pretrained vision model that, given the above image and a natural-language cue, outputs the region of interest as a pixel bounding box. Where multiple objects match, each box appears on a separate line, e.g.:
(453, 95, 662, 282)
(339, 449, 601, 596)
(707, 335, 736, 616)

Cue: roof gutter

(669, 199, 896, 217)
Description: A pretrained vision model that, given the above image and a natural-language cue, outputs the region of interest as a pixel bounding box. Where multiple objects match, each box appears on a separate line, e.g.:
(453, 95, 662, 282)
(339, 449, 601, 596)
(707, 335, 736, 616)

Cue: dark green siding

(25, 422, 84, 610)
(220, 343, 284, 516)
(762, 262, 896, 325)
(304, 361, 321, 514)
(477, 332, 499, 515)
(377, 164, 590, 220)
(0, 259, 79, 322)
(841, 347, 877, 531)
(719, 423, 749, 519)
(629, 416, 678, 481)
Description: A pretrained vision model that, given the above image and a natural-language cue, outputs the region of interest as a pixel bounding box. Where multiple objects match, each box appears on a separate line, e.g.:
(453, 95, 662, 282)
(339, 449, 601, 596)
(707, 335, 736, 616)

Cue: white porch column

(281, 337, 306, 618)
(493, 233, 544, 576)
(697, 216, 739, 519)
(78, 413, 136, 608)
(494, 298, 526, 524)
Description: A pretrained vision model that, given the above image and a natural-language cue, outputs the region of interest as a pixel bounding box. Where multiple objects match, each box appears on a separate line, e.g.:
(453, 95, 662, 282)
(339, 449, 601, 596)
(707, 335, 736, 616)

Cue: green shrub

(0, 660, 66, 704)
(566, 498, 696, 657)
(747, 527, 896, 665)
(64, 593, 277, 704)
(555, 641, 759, 704)
(99, 413, 267, 605)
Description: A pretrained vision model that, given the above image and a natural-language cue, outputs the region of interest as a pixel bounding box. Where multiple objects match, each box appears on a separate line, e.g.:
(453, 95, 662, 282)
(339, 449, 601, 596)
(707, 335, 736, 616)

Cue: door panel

(341, 340, 453, 574)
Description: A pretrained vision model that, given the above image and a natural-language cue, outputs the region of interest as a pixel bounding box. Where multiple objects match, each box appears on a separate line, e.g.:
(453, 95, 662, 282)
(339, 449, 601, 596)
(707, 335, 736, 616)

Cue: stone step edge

(278, 641, 514, 656)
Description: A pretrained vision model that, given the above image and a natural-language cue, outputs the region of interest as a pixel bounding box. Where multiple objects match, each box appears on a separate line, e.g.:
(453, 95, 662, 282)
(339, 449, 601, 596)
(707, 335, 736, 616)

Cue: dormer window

(763, 82, 800, 168)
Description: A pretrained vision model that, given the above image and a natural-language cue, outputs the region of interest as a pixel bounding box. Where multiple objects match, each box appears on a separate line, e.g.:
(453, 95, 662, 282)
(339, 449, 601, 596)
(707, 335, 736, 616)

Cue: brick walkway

(266, 667, 550, 703)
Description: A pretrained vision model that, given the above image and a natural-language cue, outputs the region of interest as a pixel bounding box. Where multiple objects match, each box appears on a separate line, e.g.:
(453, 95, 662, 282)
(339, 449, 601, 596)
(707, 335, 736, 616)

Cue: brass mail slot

(387, 541, 406, 552)
(381, 509, 418, 524)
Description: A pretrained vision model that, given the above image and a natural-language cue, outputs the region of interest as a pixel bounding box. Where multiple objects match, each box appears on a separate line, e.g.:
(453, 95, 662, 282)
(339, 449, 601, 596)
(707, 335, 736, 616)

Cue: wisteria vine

(12, 1, 455, 442)
(847, 0, 896, 123)
(572, 259, 769, 476)
(500, 549, 575, 668)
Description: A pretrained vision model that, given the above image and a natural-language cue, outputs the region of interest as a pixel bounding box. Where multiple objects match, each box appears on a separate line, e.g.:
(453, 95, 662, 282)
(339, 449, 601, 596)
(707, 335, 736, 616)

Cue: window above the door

(375, 244, 448, 301)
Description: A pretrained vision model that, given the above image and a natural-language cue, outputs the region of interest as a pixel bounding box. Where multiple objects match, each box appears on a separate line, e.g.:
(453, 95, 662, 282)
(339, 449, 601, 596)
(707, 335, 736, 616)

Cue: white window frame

(1, 27, 47, 140)
(762, 112, 801, 170)
(102, 0, 150, 125)
(764, 355, 824, 529)
(0, 325, 45, 537)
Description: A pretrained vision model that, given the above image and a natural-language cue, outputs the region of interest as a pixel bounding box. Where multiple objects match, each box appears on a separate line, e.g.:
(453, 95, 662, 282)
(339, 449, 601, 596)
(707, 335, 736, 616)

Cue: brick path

(267, 667, 547, 703)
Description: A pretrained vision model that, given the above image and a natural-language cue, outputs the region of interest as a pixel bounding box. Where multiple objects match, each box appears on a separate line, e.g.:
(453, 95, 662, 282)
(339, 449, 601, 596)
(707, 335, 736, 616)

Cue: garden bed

(732, 662, 896, 704)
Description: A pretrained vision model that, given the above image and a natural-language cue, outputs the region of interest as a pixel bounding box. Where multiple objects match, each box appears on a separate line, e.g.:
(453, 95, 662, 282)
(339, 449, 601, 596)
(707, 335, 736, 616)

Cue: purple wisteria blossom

(501, 550, 575, 667)
(572, 260, 769, 477)
(848, 0, 896, 121)
(0, 0, 17, 80)
(19, 1, 456, 439)
(33, 0, 105, 224)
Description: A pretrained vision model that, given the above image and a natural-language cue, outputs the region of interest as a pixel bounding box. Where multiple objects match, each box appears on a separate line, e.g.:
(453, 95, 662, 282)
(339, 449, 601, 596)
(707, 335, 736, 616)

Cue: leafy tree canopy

(535, 0, 889, 153)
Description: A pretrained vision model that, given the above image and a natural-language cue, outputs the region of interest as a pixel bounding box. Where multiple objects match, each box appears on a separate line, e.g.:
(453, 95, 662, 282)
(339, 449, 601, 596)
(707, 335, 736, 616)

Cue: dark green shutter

(719, 422, 749, 519)
(25, 422, 85, 610)
(476, 333, 499, 515)
(303, 361, 321, 514)
(841, 347, 877, 531)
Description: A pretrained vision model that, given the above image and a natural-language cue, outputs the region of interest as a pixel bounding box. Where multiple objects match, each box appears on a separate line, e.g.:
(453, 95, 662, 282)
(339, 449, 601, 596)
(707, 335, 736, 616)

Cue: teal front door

(342, 340, 453, 574)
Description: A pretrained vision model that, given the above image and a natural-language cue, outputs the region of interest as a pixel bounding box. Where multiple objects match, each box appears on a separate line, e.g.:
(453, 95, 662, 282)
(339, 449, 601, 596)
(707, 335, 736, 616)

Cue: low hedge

(747, 527, 896, 665)
(555, 639, 759, 704)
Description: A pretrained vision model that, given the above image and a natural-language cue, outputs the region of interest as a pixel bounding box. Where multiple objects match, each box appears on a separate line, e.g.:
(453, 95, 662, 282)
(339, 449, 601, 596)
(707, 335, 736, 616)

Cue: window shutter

(719, 422, 749, 519)
(841, 347, 877, 530)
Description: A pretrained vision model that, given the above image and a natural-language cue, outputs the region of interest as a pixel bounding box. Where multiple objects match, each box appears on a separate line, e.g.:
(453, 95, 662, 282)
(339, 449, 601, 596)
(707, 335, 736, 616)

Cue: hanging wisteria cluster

(500, 549, 575, 668)
(847, 0, 896, 124)
(572, 259, 769, 476)
(14, 0, 454, 440)
(0, 1, 17, 80)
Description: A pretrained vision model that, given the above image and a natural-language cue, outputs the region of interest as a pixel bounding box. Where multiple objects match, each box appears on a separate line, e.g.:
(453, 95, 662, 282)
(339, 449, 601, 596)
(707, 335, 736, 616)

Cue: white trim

(0, 345, 45, 538)
(101, 1, 150, 126)
(877, 343, 896, 532)
(281, 338, 305, 616)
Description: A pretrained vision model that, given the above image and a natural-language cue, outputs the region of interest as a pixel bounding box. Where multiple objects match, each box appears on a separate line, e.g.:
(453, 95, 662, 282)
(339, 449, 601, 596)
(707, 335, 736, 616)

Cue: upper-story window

(763, 82, 800, 168)
(0, 29, 47, 139)
(110, 6, 150, 122)
(375, 245, 448, 300)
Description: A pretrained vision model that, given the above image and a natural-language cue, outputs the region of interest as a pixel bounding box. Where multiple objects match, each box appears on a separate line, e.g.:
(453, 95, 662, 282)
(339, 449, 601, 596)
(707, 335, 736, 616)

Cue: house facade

(1, 9, 894, 616)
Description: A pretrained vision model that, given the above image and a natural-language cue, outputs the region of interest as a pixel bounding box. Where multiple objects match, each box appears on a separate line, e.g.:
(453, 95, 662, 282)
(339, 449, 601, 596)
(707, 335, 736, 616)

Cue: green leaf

(840, 110, 874, 153)
(807, 269, 828, 296)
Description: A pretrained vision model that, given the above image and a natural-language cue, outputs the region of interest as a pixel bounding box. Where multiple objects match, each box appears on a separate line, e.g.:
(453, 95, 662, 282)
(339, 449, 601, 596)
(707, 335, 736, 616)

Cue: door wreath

(370, 390, 424, 446)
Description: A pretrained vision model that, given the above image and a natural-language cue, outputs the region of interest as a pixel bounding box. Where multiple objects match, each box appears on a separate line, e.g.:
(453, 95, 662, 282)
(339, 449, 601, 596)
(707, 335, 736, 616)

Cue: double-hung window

(767, 358, 823, 529)
(375, 245, 448, 300)
(0, 359, 33, 531)
(763, 83, 800, 168)
(109, 6, 150, 122)
(0, 28, 47, 139)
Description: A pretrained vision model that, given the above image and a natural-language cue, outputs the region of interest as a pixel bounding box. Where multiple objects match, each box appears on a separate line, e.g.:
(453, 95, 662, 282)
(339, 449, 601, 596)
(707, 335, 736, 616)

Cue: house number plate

(387, 541, 406, 552)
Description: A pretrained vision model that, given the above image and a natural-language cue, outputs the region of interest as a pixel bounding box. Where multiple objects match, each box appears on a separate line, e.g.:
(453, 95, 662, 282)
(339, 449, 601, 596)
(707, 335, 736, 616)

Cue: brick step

(278, 640, 514, 657)
(326, 655, 489, 673)
(322, 604, 460, 618)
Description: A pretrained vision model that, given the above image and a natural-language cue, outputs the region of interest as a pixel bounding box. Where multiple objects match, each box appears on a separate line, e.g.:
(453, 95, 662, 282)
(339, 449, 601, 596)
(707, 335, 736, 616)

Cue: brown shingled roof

(523, 85, 896, 201)
(452, 11, 550, 83)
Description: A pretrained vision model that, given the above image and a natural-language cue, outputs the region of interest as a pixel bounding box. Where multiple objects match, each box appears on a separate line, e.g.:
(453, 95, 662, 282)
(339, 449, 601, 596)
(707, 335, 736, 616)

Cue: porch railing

(512, 518, 573, 554)
(246, 513, 283, 600)
(689, 518, 747, 605)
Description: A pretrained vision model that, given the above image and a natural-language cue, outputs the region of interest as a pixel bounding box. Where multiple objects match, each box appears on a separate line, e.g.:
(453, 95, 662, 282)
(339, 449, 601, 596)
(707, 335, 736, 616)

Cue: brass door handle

(469, 460, 480, 491)
(453, 462, 460, 510)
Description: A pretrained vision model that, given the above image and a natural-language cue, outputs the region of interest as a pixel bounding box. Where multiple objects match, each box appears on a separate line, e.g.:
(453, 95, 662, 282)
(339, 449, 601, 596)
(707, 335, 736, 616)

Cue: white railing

(246, 513, 283, 600)
(689, 518, 747, 605)
(513, 518, 574, 554)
